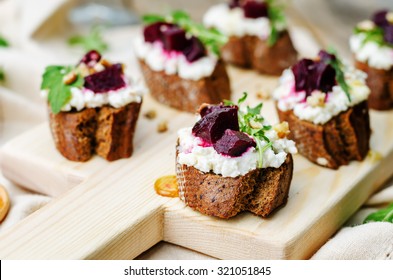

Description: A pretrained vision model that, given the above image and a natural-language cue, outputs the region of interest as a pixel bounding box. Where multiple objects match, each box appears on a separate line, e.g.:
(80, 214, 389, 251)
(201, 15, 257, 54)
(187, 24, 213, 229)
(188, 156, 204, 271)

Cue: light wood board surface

(0, 19, 392, 259)
(0, 62, 392, 259)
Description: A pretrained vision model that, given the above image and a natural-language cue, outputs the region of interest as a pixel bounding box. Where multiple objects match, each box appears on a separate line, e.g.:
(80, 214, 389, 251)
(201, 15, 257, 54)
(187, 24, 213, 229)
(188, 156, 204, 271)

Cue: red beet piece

(213, 129, 256, 157)
(372, 10, 389, 27)
(318, 50, 336, 63)
(143, 22, 174, 43)
(192, 106, 239, 144)
(80, 50, 101, 66)
(84, 63, 125, 93)
(243, 0, 268, 19)
(183, 36, 206, 62)
(162, 26, 189, 51)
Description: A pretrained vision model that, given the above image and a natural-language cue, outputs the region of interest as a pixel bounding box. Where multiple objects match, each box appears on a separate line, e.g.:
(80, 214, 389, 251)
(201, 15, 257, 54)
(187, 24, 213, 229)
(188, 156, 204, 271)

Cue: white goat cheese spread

(177, 127, 297, 178)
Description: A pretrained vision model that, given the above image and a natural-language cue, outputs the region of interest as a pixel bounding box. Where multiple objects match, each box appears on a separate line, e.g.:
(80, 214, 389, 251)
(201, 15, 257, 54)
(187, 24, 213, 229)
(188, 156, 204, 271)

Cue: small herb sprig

(325, 47, 352, 102)
(363, 203, 393, 224)
(41, 66, 84, 114)
(354, 26, 392, 48)
(267, 0, 286, 46)
(224, 93, 272, 168)
(68, 25, 108, 53)
(142, 10, 227, 56)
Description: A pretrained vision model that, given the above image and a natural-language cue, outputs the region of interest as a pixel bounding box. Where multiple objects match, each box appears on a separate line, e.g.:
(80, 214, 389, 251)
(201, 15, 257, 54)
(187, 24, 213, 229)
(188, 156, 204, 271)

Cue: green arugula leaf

(41, 66, 84, 114)
(233, 92, 272, 168)
(0, 67, 5, 83)
(363, 203, 393, 224)
(0, 36, 9, 47)
(267, 0, 286, 46)
(325, 47, 352, 102)
(68, 25, 108, 53)
(142, 10, 227, 56)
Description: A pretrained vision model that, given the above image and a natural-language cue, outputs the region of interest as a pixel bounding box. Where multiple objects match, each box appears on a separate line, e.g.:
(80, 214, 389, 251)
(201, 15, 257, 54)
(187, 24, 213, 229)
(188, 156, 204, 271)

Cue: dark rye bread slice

(176, 154, 293, 219)
(276, 101, 370, 169)
(355, 60, 393, 110)
(49, 102, 141, 162)
(138, 59, 230, 113)
(221, 31, 298, 76)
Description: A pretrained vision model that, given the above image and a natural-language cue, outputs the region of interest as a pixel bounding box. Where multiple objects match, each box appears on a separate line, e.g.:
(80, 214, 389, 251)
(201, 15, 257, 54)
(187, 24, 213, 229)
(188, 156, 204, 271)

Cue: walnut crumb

(62, 71, 77, 85)
(144, 110, 157, 120)
(307, 91, 326, 107)
(157, 120, 168, 133)
(273, 121, 290, 139)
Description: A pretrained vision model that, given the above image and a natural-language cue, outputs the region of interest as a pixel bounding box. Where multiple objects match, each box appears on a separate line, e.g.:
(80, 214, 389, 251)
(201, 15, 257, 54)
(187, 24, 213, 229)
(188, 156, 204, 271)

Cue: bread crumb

(367, 150, 382, 163)
(63, 71, 77, 85)
(256, 90, 270, 100)
(144, 110, 157, 120)
(157, 120, 168, 133)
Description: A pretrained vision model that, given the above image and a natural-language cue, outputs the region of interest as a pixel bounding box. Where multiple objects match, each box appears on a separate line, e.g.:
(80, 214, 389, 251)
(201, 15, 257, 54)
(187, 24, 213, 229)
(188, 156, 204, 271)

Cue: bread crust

(139, 59, 231, 113)
(176, 154, 293, 219)
(276, 101, 370, 169)
(355, 60, 393, 110)
(49, 102, 141, 162)
(221, 31, 298, 76)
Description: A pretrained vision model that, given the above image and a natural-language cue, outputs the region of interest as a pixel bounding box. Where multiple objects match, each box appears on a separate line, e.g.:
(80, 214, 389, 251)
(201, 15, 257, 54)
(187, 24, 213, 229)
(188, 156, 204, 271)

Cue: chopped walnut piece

(62, 71, 77, 85)
(100, 59, 112, 68)
(273, 121, 290, 139)
(144, 110, 157, 120)
(307, 91, 326, 107)
(387, 12, 393, 24)
(157, 120, 168, 133)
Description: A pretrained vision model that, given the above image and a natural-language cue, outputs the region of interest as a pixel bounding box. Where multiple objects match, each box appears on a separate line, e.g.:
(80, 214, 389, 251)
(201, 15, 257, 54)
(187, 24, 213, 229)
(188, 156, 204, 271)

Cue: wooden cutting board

(0, 63, 392, 259)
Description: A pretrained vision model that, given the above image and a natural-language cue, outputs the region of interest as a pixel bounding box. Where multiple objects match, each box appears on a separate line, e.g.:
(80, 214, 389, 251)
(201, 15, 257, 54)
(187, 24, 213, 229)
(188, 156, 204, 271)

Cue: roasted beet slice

(383, 25, 393, 44)
(213, 129, 256, 157)
(162, 26, 189, 51)
(143, 22, 174, 43)
(318, 50, 336, 63)
(192, 106, 239, 144)
(372, 10, 389, 27)
(243, 0, 268, 19)
(183, 37, 206, 62)
(84, 63, 125, 93)
(313, 62, 336, 94)
(80, 50, 101, 66)
(228, 0, 241, 9)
